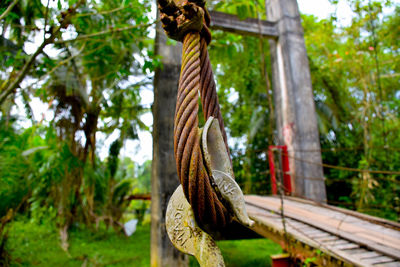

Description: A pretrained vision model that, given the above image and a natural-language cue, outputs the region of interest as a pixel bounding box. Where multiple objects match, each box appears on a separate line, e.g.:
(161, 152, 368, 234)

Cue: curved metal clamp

(166, 186, 225, 267)
(202, 117, 254, 228)
(166, 117, 254, 267)
(158, 0, 212, 44)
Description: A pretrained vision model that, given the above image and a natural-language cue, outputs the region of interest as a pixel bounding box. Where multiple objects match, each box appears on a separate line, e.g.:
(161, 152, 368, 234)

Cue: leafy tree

(130, 159, 151, 223)
(302, 1, 399, 219)
(207, 0, 399, 220)
(0, 0, 156, 250)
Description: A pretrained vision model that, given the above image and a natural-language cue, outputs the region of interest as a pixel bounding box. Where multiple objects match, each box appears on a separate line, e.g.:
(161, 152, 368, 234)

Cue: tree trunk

(150, 19, 188, 267)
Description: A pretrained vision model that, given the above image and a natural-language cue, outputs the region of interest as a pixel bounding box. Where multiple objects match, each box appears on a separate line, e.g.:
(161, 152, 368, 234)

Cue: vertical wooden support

(151, 19, 188, 266)
(266, 0, 327, 202)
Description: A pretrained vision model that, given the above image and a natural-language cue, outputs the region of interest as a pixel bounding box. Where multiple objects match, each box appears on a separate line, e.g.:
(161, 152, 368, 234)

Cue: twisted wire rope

(174, 32, 230, 229)
(199, 37, 230, 155)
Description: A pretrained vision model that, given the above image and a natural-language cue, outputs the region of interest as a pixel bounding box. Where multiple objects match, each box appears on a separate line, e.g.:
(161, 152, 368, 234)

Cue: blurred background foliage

(0, 0, 399, 265)
(209, 0, 400, 221)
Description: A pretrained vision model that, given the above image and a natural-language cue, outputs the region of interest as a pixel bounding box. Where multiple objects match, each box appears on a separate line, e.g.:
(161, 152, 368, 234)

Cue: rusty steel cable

(158, 0, 232, 230)
(174, 32, 230, 230)
(199, 37, 230, 155)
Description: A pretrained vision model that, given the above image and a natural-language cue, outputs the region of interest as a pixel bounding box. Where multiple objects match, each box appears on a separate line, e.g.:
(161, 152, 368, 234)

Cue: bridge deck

(244, 195, 400, 267)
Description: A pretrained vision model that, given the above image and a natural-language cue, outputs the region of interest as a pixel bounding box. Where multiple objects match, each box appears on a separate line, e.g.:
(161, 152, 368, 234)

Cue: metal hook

(202, 117, 254, 227)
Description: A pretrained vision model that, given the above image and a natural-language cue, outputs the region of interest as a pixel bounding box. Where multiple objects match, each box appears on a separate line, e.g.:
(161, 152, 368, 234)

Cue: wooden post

(266, 0, 327, 202)
(151, 19, 188, 266)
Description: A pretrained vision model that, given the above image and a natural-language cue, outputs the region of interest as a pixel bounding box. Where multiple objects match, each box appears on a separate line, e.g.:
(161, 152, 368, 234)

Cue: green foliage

(128, 159, 151, 224)
(1, 0, 156, 236)
(302, 1, 400, 219)
(208, 0, 399, 221)
(108, 139, 122, 178)
(0, 123, 31, 217)
(190, 238, 282, 267)
(209, 0, 266, 19)
(135, 160, 151, 193)
(0, 119, 141, 234)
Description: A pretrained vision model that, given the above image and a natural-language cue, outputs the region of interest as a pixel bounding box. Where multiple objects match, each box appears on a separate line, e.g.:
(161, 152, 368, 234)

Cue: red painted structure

(268, 146, 292, 195)
(271, 254, 291, 267)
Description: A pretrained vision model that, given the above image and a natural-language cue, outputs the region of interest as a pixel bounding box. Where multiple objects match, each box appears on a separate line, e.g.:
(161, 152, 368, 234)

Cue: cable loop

(159, 1, 231, 231)
(158, 0, 211, 44)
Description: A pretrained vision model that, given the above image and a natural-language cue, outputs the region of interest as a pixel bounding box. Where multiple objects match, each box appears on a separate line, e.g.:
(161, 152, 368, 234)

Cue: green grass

(7, 220, 281, 266)
(8, 220, 150, 266)
(189, 239, 282, 267)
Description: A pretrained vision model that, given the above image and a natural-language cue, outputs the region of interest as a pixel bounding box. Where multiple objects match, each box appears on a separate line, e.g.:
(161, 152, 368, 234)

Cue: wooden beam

(209, 11, 278, 38)
(151, 19, 188, 267)
(266, 0, 327, 202)
(125, 194, 151, 201)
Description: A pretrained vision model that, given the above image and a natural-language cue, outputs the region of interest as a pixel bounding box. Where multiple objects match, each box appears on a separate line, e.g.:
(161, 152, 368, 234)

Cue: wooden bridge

(243, 195, 400, 267)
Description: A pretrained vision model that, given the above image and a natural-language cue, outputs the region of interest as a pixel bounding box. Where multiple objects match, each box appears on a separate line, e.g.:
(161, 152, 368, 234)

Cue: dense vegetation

(209, 0, 400, 220)
(0, 0, 155, 262)
(0, 0, 399, 265)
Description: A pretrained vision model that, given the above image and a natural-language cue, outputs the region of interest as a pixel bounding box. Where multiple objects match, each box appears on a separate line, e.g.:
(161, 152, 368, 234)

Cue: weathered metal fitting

(202, 117, 234, 178)
(166, 186, 225, 267)
(158, 0, 180, 16)
(188, 0, 206, 8)
(212, 170, 255, 228)
(163, 2, 204, 42)
(160, 14, 176, 26)
(161, 14, 178, 34)
(159, 0, 211, 44)
(202, 117, 255, 228)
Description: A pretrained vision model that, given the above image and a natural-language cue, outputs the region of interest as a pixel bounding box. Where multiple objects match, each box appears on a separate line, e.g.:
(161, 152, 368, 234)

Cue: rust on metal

(199, 38, 229, 155)
(166, 186, 225, 267)
(173, 32, 230, 231)
(158, 1, 255, 266)
(158, 0, 211, 44)
(202, 117, 254, 228)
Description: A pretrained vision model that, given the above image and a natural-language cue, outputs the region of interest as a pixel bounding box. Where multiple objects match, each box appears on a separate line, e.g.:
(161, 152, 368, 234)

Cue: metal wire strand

(199, 37, 230, 156)
(174, 32, 230, 230)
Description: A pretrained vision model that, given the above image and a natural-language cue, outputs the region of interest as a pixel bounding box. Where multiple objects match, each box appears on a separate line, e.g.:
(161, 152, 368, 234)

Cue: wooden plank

(324, 240, 348, 246)
(332, 243, 359, 250)
(285, 220, 311, 230)
(300, 228, 322, 235)
(209, 11, 278, 38)
(363, 256, 395, 265)
(316, 236, 340, 242)
(246, 195, 400, 265)
(357, 231, 400, 247)
(284, 196, 400, 231)
(308, 232, 331, 238)
(357, 252, 380, 259)
(250, 212, 370, 267)
(375, 262, 400, 267)
(278, 197, 400, 237)
(343, 248, 370, 254)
